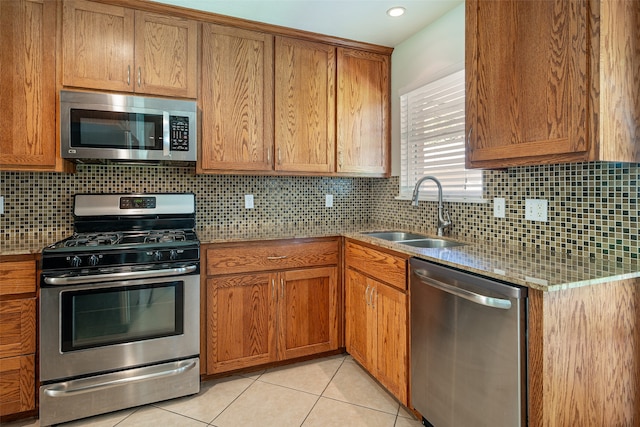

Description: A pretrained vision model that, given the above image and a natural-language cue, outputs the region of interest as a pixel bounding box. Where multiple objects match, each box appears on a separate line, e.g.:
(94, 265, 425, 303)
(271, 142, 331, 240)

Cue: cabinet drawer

(206, 239, 339, 275)
(0, 260, 36, 296)
(0, 354, 35, 415)
(0, 298, 36, 359)
(345, 241, 407, 290)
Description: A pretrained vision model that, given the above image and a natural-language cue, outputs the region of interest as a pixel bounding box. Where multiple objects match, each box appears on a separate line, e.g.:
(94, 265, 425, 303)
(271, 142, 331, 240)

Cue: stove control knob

(153, 250, 163, 261)
(69, 256, 82, 267)
(169, 250, 178, 260)
(88, 255, 100, 266)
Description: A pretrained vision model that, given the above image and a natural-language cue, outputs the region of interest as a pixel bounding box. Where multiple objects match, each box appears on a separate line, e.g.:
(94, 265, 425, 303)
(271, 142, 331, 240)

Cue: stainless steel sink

(399, 238, 466, 248)
(361, 230, 466, 248)
(362, 231, 428, 241)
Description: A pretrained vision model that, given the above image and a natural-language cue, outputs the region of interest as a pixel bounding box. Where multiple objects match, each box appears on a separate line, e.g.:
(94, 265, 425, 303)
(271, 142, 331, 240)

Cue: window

(399, 69, 483, 201)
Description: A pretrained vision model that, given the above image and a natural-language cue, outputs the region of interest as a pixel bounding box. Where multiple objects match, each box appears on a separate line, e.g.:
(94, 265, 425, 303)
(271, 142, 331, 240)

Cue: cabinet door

(278, 267, 338, 360)
(0, 355, 35, 415)
(336, 48, 389, 176)
(199, 24, 274, 172)
(373, 282, 408, 405)
(206, 274, 277, 374)
(465, 0, 590, 168)
(62, 0, 135, 92)
(345, 269, 376, 371)
(134, 11, 197, 98)
(275, 37, 335, 173)
(0, 299, 36, 359)
(0, 0, 56, 171)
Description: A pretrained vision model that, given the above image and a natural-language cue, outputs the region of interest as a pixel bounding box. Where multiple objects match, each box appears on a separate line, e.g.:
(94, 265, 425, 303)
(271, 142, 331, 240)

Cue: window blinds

(400, 69, 483, 201)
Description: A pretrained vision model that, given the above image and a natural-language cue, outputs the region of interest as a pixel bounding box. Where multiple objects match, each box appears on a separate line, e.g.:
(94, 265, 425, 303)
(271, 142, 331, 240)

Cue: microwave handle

(163, 112, 170, 157)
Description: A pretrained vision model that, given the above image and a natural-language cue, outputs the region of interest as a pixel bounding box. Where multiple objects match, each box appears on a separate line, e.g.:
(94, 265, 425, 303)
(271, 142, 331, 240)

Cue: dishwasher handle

(413, 269, 512, 310)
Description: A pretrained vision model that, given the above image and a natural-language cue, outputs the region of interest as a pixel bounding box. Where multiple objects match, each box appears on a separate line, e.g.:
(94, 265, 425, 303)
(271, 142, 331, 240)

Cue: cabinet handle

(267, 147, 271, 164)
(272, 278, 275, 299)
(127, 65, 131, 85)
(365, 285, 370, 306)
(278, 148, 282, 165)
(371, 287, 376, 309)
(267, 255, 287, 260)
(137, 67, 141, 87)
(281, 278, 285, 299)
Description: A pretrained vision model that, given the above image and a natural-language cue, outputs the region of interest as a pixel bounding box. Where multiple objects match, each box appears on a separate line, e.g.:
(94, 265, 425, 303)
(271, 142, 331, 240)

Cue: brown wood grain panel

(206, 274, 277, 374)
(274, 36, 335, 173)
(134, 11, 197, 98)
(336, 48, 390, 176)
(62, 0, 135, 92)
(0, 0, 57, 171)
(0, 299, 36, 358)
(199, 24, 274, 172)
(206, 239, 339, 275)
(466, 0, 590, 168)
(598, 0, 640, 162)
(344, 240, 407, 290)
(374, 280, 408, 406)
(528, 279, 640, 426)
(345, 269, 376, 370)
(0, 354, 35, 416)
(279, 267, 338, 360)
(0, 261, 36, 296)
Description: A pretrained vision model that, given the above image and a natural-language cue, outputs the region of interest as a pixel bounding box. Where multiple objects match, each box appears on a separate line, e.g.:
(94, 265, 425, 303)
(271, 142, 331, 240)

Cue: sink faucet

(411, 176, 452, 236)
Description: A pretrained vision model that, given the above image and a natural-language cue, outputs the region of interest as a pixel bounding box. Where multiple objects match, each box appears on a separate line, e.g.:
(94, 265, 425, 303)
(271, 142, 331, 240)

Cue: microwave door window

(70, 110, 163, 150)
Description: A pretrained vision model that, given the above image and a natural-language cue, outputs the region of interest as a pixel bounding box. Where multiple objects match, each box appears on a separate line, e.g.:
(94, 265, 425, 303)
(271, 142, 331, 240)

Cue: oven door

(40, 269, 199, 382)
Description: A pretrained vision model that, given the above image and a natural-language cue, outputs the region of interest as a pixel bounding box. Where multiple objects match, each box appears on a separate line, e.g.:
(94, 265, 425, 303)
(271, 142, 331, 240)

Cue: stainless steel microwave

(60, 91, 197, 163)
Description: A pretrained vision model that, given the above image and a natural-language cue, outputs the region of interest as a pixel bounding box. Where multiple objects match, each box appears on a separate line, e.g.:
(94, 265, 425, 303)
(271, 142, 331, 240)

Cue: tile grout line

(298, 355, 348, 426)
(207, 373, 262, 426)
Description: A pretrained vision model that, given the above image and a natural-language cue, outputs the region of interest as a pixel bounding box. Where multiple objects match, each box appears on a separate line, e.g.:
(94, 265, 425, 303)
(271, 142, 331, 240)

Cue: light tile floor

(5, 354, 423, 427)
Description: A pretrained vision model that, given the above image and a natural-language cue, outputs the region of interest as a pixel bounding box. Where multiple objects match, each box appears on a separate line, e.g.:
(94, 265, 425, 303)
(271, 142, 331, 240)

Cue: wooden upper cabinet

(134, 11, 197, 98)
(466, 0, 640, 168)
(62, 0, 197, 97)
(199, 24, 274, 172)
(275, 37, 335, 173)
(0, 0, 57, 171)
(337, 48, 390, 176)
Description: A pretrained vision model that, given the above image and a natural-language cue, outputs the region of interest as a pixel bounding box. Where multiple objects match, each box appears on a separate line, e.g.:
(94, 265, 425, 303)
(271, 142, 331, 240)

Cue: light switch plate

(493, 197, 505, 218)
(525, 199, 548, 222)
(325, 194, 333, 208)
(244, 194, 254, 209)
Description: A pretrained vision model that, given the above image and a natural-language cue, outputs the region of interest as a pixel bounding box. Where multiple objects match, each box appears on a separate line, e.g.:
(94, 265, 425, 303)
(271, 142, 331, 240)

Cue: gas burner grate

(64, 233, 123, 247)
(144, 230, 187, 244)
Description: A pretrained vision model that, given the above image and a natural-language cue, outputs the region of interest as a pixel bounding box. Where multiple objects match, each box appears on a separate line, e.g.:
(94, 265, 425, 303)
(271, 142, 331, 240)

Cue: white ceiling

(150, 0, 463, 47)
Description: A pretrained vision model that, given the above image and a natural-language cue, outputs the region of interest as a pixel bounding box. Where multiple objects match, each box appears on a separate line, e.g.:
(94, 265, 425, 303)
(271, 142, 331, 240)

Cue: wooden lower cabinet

(204, 239, 340, 374)
(0, 257, 37, 417)
(344, 240, 408, 405)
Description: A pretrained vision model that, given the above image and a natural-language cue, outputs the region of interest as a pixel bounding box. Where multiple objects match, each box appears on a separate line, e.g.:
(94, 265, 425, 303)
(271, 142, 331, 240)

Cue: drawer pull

(267, 255, 288, 260)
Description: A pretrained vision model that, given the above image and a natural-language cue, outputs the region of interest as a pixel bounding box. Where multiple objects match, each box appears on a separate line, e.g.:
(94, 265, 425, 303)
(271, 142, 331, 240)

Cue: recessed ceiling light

(387, 6, 406, 17)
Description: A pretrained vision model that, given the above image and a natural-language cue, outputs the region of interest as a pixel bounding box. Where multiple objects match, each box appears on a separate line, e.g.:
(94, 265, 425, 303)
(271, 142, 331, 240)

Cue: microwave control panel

(170, 116, 190, 151)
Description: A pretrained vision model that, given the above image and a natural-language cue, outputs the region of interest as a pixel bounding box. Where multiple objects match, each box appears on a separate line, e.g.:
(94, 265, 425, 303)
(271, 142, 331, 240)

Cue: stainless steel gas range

(39, 193, 200, 426)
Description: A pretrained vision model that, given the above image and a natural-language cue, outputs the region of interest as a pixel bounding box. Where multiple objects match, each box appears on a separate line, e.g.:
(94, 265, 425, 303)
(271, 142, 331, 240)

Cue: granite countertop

(3, 223, 639, 292)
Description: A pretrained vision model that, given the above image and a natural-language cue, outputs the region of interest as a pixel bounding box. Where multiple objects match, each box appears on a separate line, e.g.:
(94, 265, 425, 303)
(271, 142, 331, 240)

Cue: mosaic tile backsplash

(1, 162, 638, 264)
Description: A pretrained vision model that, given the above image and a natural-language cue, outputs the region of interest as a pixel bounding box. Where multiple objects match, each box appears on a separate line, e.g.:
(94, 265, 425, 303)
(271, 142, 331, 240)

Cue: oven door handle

(42, 359, 197, 397)
(43, 264, 198, 285)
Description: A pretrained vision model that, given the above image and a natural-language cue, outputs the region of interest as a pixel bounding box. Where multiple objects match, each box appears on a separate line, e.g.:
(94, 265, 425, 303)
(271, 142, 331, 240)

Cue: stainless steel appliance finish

(60, 90, 197, 163)
(410, 258, 527, 427)
(39, 193, 200, 426)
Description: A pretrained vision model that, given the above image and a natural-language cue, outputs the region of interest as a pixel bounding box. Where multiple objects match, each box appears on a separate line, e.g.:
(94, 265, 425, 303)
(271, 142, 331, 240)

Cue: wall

(0, 166, 370, 241)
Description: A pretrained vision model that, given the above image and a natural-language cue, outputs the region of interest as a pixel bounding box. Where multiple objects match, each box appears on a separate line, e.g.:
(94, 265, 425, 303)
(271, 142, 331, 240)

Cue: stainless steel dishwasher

(410, 258, 527, 427)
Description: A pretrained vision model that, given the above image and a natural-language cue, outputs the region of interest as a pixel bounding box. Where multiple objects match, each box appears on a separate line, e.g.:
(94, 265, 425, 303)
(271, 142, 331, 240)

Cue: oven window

(60, 281, 184, 352)
(70, 109, 163, 150)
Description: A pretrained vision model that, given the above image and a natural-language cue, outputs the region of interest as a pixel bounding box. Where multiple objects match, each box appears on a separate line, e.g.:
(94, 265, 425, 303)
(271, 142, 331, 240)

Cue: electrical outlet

(493, 197, 506, 218)
(525, 199, 548, 222)
(325, 194, 333, 208)
(244, 194, 254, 209)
